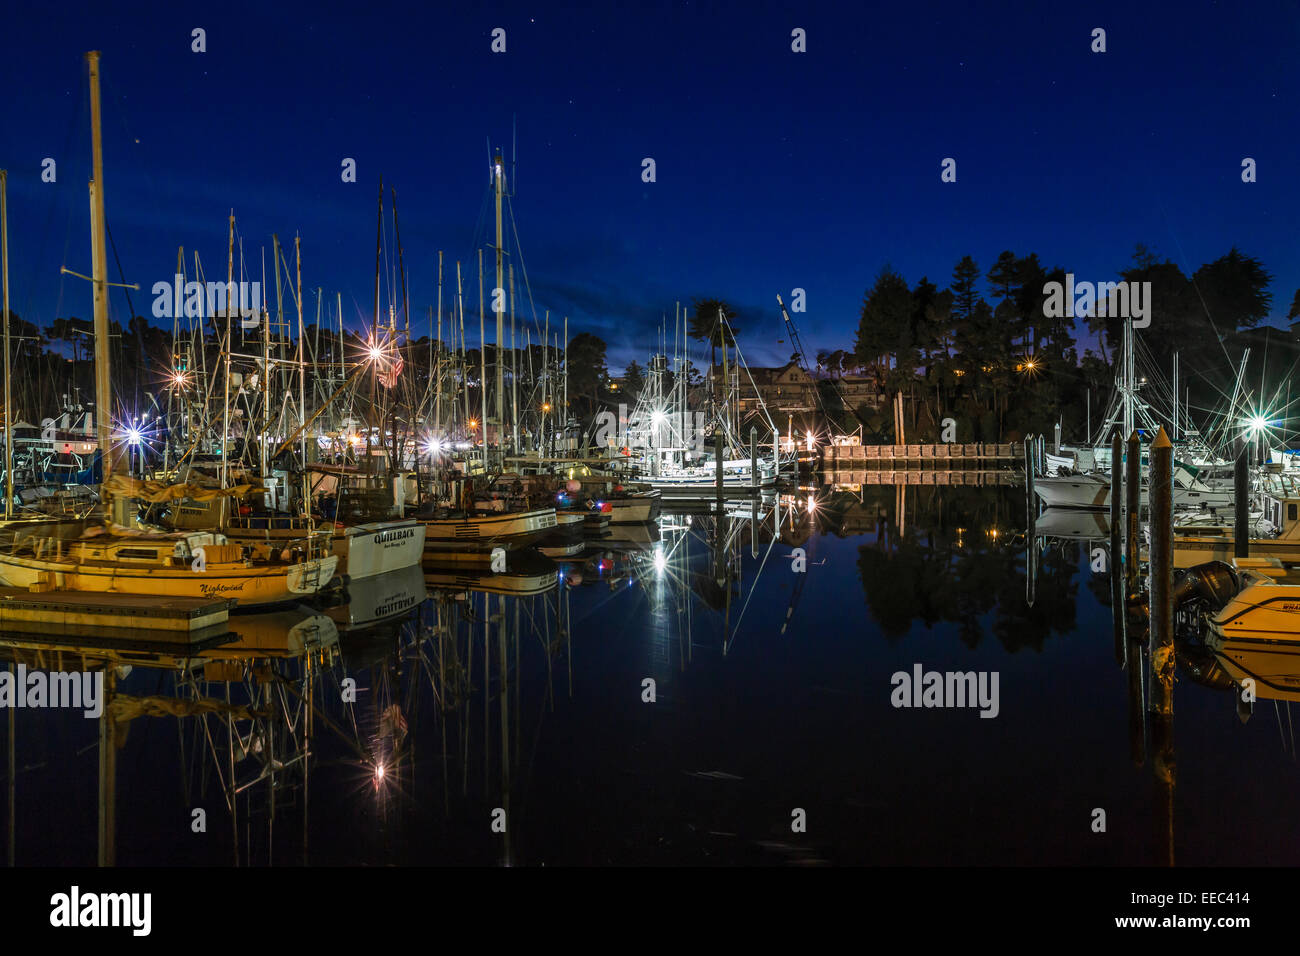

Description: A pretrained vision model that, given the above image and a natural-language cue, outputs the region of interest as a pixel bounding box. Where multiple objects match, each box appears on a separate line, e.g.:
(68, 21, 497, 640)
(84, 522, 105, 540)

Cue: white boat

(1208, 558, 1300, 639)
(421, 506, 557, 556)
(1034, 466, 1234, 511)
(226, 517, 425, 580)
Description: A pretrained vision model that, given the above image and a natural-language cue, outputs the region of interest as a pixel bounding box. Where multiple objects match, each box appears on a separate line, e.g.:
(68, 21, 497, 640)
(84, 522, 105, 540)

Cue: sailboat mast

(435, 251, 443, 440)
(221, 214, 234, 495)
(86, 52, 120, 503)
(479, 249, 487, 470)
(494, 153, 505, 463)
(1, 169, 11, 516)
(509, 264, 517, 455)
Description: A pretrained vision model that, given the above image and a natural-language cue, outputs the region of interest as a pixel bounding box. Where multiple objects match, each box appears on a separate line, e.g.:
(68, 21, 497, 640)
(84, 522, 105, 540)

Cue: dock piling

(1149, 426, 1174, 717)
(1234, 444, 1250, 559)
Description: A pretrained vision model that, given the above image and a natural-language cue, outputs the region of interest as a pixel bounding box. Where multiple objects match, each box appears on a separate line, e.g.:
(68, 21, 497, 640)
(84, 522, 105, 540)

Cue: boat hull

(0, 552, 339, 606)
(421, 508, 557, 554)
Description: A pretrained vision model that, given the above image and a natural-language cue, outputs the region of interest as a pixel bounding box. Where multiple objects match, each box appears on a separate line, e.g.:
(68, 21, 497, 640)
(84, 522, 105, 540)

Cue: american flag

(377, 352, 404, 388)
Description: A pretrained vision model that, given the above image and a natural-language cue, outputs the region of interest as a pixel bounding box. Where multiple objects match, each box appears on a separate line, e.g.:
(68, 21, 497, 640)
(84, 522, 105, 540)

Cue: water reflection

(2, 486, 1298, 865)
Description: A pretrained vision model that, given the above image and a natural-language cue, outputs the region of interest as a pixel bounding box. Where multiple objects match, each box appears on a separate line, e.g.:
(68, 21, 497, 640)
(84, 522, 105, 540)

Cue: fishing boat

(420, 505, 557, 557)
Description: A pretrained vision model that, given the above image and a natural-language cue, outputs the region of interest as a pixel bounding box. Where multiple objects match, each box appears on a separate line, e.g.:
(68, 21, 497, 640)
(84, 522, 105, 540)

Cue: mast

(222, 214, 234, 495)
(509, 264, 517, 455)
(86, 52, 124, 516)
(296, 236, 307, 516)
(1, 169, 11, 517)
(563, 315, 568, 457)
(435, 252, 443, 441)
(479, 249, 487, 470)
(493, 153, 505, 465)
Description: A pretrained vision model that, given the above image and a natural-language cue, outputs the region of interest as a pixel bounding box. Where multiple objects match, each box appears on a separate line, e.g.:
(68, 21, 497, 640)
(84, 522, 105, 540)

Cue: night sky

(1, 1, 1296, 370)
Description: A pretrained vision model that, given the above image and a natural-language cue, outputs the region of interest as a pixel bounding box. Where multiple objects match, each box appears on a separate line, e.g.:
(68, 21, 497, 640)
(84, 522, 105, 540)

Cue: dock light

(542, 402, 551, 413)
(367, 344, 384, 362)
(653, 549, 667, 576)
(468, 418, 479, 431)
(423, 437, 444, 456)
(1247, 414, 1269, 434)
(126, 428, 142, 445)
(651, 409, 666, 427)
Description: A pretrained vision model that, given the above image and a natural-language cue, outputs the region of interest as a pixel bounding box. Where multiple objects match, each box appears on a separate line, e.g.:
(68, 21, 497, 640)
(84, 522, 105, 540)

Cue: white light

(653, 548, 667, 576)
(650, 409, 666, 427)
(126, 428, 142, 445)
(368, 345, 384, 362)
(1249, 414, 1269, 433)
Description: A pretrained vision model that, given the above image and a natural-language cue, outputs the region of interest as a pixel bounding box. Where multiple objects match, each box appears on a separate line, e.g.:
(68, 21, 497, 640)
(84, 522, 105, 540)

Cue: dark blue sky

(1, 0, 1296, 370)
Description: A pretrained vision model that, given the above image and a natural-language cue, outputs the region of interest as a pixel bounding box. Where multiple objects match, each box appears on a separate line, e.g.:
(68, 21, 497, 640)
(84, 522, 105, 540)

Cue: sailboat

(0, 51, 338, 607)
(1034, 311, 1235, 510)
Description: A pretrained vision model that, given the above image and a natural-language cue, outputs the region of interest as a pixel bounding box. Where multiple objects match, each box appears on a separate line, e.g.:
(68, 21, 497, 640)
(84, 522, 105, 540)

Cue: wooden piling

(1149, 426, 1174, 717)
(1234, 444, 1250, 558)
(714, 429, 724, 508)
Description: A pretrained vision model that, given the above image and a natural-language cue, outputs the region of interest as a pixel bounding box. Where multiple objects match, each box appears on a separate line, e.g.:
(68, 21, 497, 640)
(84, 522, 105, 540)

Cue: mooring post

(1125, 430, 1140, 595)
(1024, 436, 1036, 524)
(1234, 443, 1250, 559)
(1110, 429, 1124, 664)
(1149, 426, 1174, 717)
(714, 428, 724, 510)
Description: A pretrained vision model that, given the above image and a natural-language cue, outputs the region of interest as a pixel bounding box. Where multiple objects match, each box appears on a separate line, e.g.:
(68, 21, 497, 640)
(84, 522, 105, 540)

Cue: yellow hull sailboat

(0, 52, 337, 608)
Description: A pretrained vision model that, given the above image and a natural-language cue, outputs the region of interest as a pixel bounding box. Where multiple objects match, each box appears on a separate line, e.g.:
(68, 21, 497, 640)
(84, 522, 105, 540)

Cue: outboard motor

(1171, 561, 1239, 613)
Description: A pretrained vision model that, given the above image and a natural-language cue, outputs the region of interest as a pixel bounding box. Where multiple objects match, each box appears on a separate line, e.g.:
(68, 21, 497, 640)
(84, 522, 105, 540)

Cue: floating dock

(0, 589, 236, 647)
(821, 442, 1025, 468)
(823, 469, 1019, 487)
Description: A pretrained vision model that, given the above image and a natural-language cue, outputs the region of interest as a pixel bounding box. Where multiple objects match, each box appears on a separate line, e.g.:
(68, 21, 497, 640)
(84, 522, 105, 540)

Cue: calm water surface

(6, 485, 1298, 865)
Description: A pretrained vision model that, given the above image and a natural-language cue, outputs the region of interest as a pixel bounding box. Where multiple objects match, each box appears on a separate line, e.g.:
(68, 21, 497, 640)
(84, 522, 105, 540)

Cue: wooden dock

(0, 589, 236, 647)
(820, 442, 1024, 468)
(822, 469, 1019, 487)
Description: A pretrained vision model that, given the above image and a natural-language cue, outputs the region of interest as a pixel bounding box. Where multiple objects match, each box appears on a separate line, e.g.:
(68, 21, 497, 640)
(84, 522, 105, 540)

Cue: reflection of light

(348, 433, 363, 447)
(653, 548, 667, 576)
(805, 430, 814, 451)
(987, 527, 999, 540)
(806, 494, 815, 512)
(374, 763, 385, 788)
